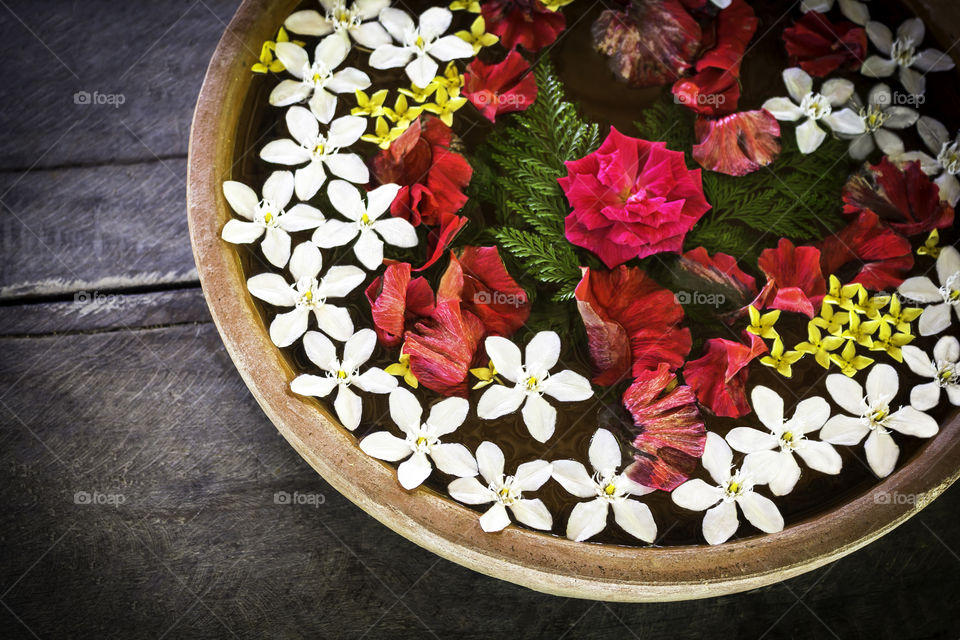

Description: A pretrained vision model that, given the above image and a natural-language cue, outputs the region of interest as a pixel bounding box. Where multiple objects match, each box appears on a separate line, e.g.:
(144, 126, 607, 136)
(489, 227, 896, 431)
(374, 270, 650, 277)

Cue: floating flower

(284, 0, 391, 46)
(784, 11, 867, 77)
(259, 108, 368, 201)
(868, 321, 913, 362)
(622, 364, 706, 491)
(403, 300, 485, 397)
(422, 86, 467, 126)
(842, 157, 954, 237)
(311, 180, 418, 270)
(399, 81, 438, 104)
(684, 333, 767, 418)
(813, 302, 849, 336)
(821, 363, 938, 477)
(436, 61, 466, 96)
(591, 0, 700, 87)
(842, 311, 880, 347)
(897, 245, 960, 336)
(861, 18, 954, 97)
(823, 274, 863, 310)
(385, 350, 419, 388)
(761, 67, 865, 153)
(819, 211, 913, 291)
(351, 88, 389, 117)
(895, 117, 960, 207)
(360, 116, 403, 148)
(842, 83, 918, 160)
(574, 266, 691, 386)
(470, 359, 501, 389)
(252, 28, 303, 74)
(759, 337, 804, 378)
(727, 386, 840, 495)
(221, 171, 324, 268)
(829, 339, 874, 376)
(901, 336, 960, 410)
(290, 329, 396, 430)
(854, 288, 890, 320)
(552, 428, 657, 542)
(917, 229, 942, 259)
(881, 294, 922, 333)
(364, 262, 436, 348)
(450, 0, 480, 11)
(455, 15, 499, 54)
(560, 127, 711, 267)
(476, 332, 593, 442)
(246, 241, 364, 346)
(692, 110, 782, 176)
(462, 49, 537, 123)
(796, 322, 845, 368)
(359, 388, 477, 489)
(447, 441, 553, 532)
(370, 7, 475, 88)
(751, 238, 827, 318)
(482, 0, 566, 52)
(672, 432, 784, 545)
(383, 93, 425, 129)
(271, 34, 372, 123)
(746, 306, 780, 340)
(800, 0, 870, 26)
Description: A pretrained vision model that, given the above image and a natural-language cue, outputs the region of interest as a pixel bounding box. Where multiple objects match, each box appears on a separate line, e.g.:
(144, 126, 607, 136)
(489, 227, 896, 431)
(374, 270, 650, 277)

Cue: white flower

(762, 68, 865, 154)
(843, 83, 918, 160)
(861, 18, 954, 97)
(260, 108, 369, 201)
(726, 386, 841, 496)
(221, 171, 324, 268)
(246, 241, 365, 347)
(897, 245, 960, 336)
(290, 328, 397, 431)
(800, 0, 870, 26)
(369, 7, 475, 88)
(551, 428, 657, 543)
(447, 441, 552, 532)
(894, 116, 960, 206)
(270, 34, 372, 123)
(820, 363, 938, 478)
(284, 0, 392, 49)
(359, 388, 478, 489)
(901, 336, 960, 410)
(671, 432, 784, 546)
(311, 180, 417, 270)
(476, 331, 593, 443)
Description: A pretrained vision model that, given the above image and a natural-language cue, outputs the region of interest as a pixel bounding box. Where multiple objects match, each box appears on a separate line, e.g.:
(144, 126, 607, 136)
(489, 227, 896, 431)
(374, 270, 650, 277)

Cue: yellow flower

(868, 322, 914, 363)
(795, 323, 844, 369)
(760, 337, 804, 378)
(399, 81, 438, 104)
(383, 94, 424, 128)
(854, 288, 890, 320)
(361, 116, 402, 149)
(811, 303, 849, 336)
(456, 16, 499, 54)
(823, 275, 864, 312)
(829, 340, 874, 377)
(470, 361, 502, 390)
(881, 295, 923, 333)
(917, 229, 941, 259)
(449, 0, 481, 12)
(423, 86, 468, 126)
(251, 27, 303, 73)
(746, 305, 780, 340)
(385, 352, 419, 389)
(841, 312, 881, 348)
(435, 61, 465, 97)
(540, 0, 574, 10)
(351, 88, 389, 117)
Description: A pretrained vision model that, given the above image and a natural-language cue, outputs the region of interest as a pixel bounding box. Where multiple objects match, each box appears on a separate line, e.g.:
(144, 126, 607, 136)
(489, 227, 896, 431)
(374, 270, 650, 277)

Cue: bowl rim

(186, 0, 960, 601)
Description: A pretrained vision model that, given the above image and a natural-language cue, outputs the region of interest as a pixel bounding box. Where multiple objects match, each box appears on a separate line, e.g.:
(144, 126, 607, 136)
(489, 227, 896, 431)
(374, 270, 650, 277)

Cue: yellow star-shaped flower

(823, 275, 865, 312)
(351, 88, 389, 117)
(251, 27, 304, 73)
(540, 0, 574, 10)
(456, 16, 499, 54)
(917, 229, 941, 259)
(423, 86, 468, 127)
(360, 116, 402, 149)
(854, 288, 891, 320)
(383, 94, 424, 129)
(881, 295, 923, 333)
(434, 61, 465, 97)
(868, 322, 914, 363)
(759, 337, 804, 378)
(841, 312, 881, 348)
(812, 303, 850, 336)
(385, 352, 419, 389)
(399, 81, 438, 104)
(795, 323, 845, 369)
(449, 0, 480, 12)
(746, 305, 780, 340)
(829, 340, 874, 377)
(470, 360, 502, 390)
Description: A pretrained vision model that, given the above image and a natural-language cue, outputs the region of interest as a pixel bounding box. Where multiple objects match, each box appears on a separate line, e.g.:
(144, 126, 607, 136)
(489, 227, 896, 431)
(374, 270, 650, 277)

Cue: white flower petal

(286, 105, 320, 146)
(671, 479, 723, 512)
(369, 44, 415, 70)
(476, 441, 504, 486)
(882, 106, 919, 129)
(388, 387, 423, 435)
(327, 180, 365, 219)
(886, 406, 938, 438)
(822, 108, 866, 135)
(898, 276, 943, 303)
(701, 432, 733, 486)
(874, 129, 904, 156)
(360, 431, 412, 462)
(418, 7, 452, 41)
(476, 383, 525, 420)
(588, 428, 622, 477)
(737, 491, 784, 533)
(909, 381, 941, 411)
(274, 42, 310, 77)
(726, 427, 778, 453)
(838, 0, 869, 26)
(946, 384, 960, 406)
(352, 21, 392, 48)
(327, 114, 368, 146)
(430, 443, 478, 477)
(261, 227, 291, 268)
(378, 8, 415, 42)
(790, 396, 832, 434)
(509, 498, 552, 531)
(550, 460, 596, 498)
(761, 97, 803, 122)
(294, 160, 326, 201)
(327, 67, 372, 94)
(290, 373, 338, 398)
(937, 246, 960, 285)
(270, 79, 312, 107)
(342, 328, 376, 371)
(285, 10, 333, 37)
(222, 181, 259, 219)
(279, 203, 325, 232)
(847, 133, 875, 160)
(484, 336, 522, 381)
(864, 429, 899, 477)
(397, 452, 433, 489)
(919, 303, 952, 336)
(820, 415, 870, 445)
(935, 173, 960, 207)
(521, 394, 557, 443)
(741, 449, 781, 486)
(309, 88, 338, 124)
(612, 500, 657, 543)
(796, 440, 843, 475)
(796, 118, 827, 154)
(783, 67, 813, 104)
(334, 384, 363, 431)
(702, 500, 739, 545)
(860, 55, 897, 78)
(315, 32, 349, 69)
(935, 336, 960, 362)
(353, 368, 396, 394)
(917, 116, 949, 154)
(354, 229, 385, 270)
(821, 78, 855, 106)
(373, 218, 418, 248)
(247, 273, 297, 307)
(302, 330, 338, 371)
(479, 502, 511, 532)
(221, 219, 264, 244)
(913, 49, 955, 72)
(426, 396, 470, 435)
(311, 219, 360, 248)
(525, 331, 561, 375)
(289, 240, 323, 282)
(865, 363, 899, 408)
(312, 304, 354, 342)
(825, 373, 868, 415)
(896, 18, 925, 45)
(866, 21, 893, 55)
(270, 307, 309, 347)
(325, 153, 369, 184)
(750, 385, 784, 433)
(541, 370, 592, 402)
(566, 499, 608, 542)
(901, 344, 937, 378)
(405, 55, 439, 90)
(428, 35, 475, 61)
(317, 265, 365, 298)
(260, 139, 310, 165)
(514, 459, 552, 492)
(448, 476, 494, 504)
(767, 452, 802, 496)
(899, 67, 925, 98)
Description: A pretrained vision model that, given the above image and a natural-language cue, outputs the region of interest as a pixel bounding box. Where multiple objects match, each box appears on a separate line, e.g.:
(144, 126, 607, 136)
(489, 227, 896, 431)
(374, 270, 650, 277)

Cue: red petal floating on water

(784, 11, 867, 77)
(692, 110, 781, 176)
(684, 332, 766, 418)
(750, 238, 827, 318)
(403, 301, 484, 397)
(481, 0, 565, 52)
(820, 210, 914, 290)
(463, 49, 538, 123)
(365, 262, 436, 348)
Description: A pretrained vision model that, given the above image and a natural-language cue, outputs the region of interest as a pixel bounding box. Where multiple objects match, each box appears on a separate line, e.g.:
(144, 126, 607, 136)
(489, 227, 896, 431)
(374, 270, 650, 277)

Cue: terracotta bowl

(187, 0, 960, 601)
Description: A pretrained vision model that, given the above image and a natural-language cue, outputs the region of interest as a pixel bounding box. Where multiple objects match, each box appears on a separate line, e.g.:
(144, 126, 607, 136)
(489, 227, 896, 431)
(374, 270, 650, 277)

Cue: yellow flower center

(336, 369, 348, 380)
(604, 483, 616, 496)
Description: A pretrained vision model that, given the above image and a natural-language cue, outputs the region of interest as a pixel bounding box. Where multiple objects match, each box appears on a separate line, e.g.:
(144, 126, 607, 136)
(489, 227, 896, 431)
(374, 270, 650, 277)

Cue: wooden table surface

(0, 1, 958, 638)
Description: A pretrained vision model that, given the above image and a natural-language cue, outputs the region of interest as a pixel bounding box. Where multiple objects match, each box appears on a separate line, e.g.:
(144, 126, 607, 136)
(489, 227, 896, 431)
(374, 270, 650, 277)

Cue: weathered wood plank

(0, 159, 197, 300)
(0, 0, 242, 170)
(0, 320, 958, 638)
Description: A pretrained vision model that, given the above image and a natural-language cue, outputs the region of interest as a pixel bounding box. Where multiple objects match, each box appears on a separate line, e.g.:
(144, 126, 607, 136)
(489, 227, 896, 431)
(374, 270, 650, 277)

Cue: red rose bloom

(481, 0, 565, 52)
(463, 49, 538, 123)
(684, 332, 766, 418)
(437, 246, 530, 337)
(819, 210, 914, 290)
(623, 364, 706, 491)
(365, 262, 436, 348)
(842, 158, 955, 237)
(750, 238, 827, 318)
(784, 11, 867, 77)
(560, 127, 711, 268)
(575, 266, 691, 386)
(692, 110, 782, 176)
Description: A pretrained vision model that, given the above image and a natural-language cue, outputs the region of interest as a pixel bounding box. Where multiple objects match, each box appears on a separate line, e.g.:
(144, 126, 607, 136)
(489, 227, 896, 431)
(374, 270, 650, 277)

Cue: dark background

(0, 1, 958, 638)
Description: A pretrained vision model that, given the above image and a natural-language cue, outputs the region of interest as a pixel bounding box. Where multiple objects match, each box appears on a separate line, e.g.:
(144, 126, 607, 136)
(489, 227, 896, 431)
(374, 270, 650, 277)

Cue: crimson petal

(683, 332, 766, 418)
(692, 110, 781, 176)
